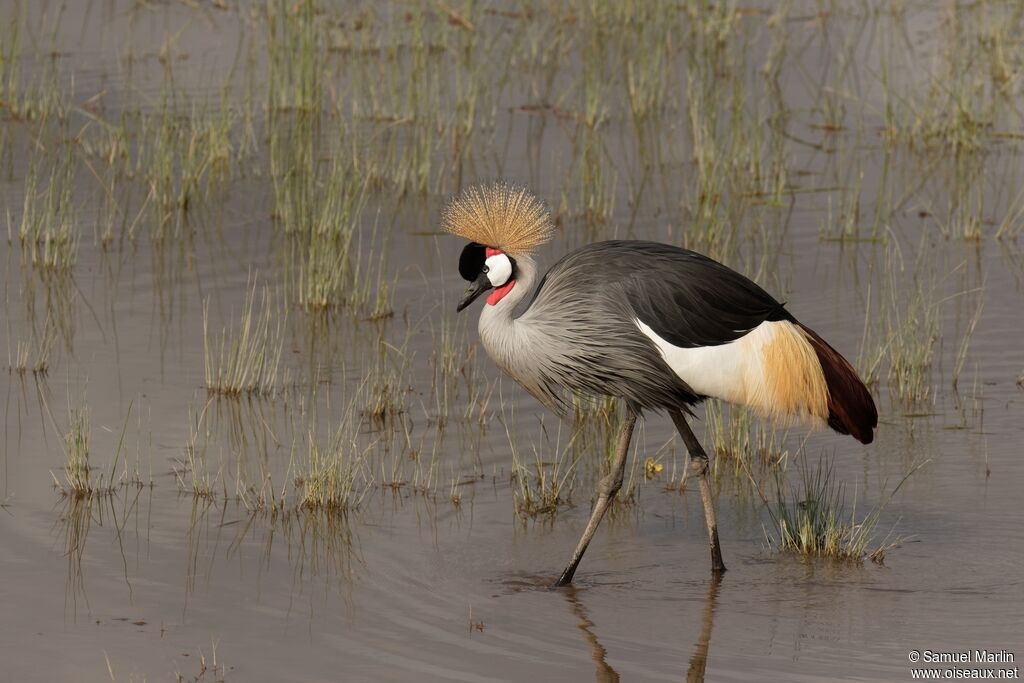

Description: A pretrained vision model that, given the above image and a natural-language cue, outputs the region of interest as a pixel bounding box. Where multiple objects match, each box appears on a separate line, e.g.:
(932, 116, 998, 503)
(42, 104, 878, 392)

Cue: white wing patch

(634, 318, 777, 406)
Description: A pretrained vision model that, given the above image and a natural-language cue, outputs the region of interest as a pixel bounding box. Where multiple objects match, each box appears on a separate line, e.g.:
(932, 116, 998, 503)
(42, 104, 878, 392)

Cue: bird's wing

(535, 241, 791, 348)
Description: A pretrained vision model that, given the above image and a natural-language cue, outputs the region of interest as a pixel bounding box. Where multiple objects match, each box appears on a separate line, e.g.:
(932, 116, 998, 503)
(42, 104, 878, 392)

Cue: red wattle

(487, 280, 515, 305)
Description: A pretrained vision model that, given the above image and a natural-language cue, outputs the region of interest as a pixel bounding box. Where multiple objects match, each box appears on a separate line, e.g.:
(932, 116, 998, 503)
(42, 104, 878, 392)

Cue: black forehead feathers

(458, 242, 517, 281)
(459, 242, 486, 281)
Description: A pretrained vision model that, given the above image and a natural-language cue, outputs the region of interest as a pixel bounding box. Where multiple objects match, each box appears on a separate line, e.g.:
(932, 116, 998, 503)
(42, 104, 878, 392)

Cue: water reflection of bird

(446, 183, 877, 585)
(563, 586, 620, 682)
(560, 576, 722, 682)
(686, 576, 721, 683)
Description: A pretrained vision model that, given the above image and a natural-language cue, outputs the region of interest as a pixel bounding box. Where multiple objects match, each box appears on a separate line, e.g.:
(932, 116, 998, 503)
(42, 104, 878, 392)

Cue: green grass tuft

(203, 280, 285, 398)
(766, 457, 901, 562)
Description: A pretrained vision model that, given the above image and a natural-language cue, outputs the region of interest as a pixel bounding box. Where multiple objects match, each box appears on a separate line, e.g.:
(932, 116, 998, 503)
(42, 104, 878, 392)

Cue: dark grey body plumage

(513, 240, 791, 415)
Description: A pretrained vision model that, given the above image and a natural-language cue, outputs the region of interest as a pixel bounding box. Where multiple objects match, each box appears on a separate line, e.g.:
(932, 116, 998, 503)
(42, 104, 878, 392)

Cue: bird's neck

(478, 254, 537, 368)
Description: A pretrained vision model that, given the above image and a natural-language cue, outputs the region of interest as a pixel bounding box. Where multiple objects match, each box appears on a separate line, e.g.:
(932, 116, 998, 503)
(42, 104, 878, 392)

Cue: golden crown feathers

(441, 183, 554, 257)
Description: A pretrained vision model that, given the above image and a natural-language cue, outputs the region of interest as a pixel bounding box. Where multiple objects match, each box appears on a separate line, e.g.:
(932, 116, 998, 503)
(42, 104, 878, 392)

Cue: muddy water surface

(1, 2, 1022, 681)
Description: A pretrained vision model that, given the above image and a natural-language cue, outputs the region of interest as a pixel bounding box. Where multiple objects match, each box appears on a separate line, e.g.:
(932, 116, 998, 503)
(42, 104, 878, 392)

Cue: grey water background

(1, 2, 1022, 681)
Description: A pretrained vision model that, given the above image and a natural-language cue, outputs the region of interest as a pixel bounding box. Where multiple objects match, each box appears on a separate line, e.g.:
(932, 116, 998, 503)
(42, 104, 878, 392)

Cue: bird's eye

(482, 253, 512, 287)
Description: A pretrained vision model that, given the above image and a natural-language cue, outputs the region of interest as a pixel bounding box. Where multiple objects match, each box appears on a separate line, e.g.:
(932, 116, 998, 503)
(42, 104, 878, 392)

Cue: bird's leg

(554, 410, 638, 587)
(671, 410, 726, 575)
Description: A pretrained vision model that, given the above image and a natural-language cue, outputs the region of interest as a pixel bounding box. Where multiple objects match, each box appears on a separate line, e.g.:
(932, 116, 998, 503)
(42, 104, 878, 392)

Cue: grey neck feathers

(476, 254, 583, 413)
(477, 254, 539, 377)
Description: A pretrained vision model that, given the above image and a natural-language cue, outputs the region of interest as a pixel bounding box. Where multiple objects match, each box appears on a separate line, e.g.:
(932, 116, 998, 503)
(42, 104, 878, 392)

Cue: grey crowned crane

(445, 183, 877, 586)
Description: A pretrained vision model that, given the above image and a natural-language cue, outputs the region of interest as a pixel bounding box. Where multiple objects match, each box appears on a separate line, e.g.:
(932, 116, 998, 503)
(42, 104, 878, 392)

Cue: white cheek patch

(484, 253, 513, 287)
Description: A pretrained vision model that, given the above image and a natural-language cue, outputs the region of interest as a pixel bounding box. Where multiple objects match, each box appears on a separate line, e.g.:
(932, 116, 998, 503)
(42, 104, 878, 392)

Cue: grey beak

(457, 273, 492, 312)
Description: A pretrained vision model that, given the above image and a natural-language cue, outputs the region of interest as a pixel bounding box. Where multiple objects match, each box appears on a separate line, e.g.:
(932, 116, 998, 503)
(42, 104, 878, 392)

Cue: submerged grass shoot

(53, 401, 136, 499)
(60, 407, 91, 497)
(141, 96, 239, 242)
(298, 431, 370, 512)
(296, 392, 373, 512)
(704, 400, 792, 489)
(16, 146, 78, 273)
(509, 434, 579, 519)
(767, 457, 889, 562)
(8, 320, 56, 375)
(503, 395, 578, 518)
(203, 280, 285, 398)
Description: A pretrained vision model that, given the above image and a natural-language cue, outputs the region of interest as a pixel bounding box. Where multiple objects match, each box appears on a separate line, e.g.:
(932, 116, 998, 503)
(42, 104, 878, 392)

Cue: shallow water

(1, 2, 1023, 681)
